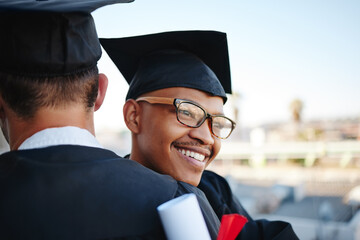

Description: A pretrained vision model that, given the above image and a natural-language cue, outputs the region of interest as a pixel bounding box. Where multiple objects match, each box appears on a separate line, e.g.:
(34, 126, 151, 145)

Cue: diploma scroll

(157, 193, 211, 240)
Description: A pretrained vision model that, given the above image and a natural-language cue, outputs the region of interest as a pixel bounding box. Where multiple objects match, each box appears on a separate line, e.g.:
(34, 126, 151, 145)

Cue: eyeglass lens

(211, 116, 234, 138)
(177, 101, 234, 139)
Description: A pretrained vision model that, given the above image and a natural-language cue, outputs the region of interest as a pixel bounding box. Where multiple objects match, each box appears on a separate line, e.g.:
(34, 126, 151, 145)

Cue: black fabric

(100, 30, 231, 102)
(199, 170, 252, 221)
(199, 170, 299, 240)
(0, 0, 132, 77)
(237, 219, 299, 240)
(0, 145, 220, 239)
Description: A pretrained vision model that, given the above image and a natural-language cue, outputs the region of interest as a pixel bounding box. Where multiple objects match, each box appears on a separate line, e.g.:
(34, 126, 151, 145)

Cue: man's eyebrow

(173, 97, 225, 115)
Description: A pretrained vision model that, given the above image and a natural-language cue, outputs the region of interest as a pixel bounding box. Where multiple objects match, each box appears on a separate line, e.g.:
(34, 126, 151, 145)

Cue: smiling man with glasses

(101, 31, 235, 188)
(128, 86, 230, 187)
(101, 31, 299, 239)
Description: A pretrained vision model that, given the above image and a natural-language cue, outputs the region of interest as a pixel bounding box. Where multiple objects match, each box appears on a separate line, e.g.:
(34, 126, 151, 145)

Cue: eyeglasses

(136, 96, 236, 139)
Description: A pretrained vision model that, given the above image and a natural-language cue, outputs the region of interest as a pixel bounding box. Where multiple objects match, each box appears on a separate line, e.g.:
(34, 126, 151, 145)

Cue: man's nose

(188, 119, 214, 145)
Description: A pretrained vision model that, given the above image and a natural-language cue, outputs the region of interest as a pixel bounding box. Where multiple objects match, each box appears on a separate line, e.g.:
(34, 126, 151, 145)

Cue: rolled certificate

(157, 193, 211, 240)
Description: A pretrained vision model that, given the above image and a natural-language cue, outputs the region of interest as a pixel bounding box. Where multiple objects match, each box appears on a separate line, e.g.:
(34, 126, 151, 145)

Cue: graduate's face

(134, 87, 223, 186)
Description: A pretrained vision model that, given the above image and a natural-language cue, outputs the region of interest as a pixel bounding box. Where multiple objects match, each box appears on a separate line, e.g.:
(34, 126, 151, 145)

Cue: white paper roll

(157, 193, 211, 240)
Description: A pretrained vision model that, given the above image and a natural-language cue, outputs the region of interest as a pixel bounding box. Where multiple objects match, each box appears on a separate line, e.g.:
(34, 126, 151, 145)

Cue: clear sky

(92, 0, 360, 131)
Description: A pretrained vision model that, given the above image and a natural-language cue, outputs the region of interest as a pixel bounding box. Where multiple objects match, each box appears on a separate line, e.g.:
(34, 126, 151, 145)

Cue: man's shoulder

(202, 169, 225, 179)
(200, 169, 229, 189)
(0, 145, 179, 192)
(0, 145, 181, 239)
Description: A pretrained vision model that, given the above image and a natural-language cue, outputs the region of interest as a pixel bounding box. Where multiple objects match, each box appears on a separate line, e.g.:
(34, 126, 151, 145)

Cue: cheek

(155, 114, 188, 142)
(141, 115, 178, 147)
(207, 139, 221, 167)
(214, 140, 221, 155)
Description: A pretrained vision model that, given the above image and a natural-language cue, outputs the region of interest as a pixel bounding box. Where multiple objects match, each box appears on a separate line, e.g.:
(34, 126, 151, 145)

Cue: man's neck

(8, 106, 95, 150)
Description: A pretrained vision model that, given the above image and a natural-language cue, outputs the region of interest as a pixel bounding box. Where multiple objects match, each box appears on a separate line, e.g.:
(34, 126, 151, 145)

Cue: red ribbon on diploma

(217, 214, 248, 240)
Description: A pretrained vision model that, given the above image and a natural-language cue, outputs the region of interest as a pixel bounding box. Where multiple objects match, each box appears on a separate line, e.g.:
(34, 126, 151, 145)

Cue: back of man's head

(0, 0, 131, 118)
(0, 68, 99, 119)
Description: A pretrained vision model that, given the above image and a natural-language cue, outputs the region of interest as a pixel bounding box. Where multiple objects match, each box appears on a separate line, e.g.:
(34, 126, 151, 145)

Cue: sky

(92, 0, 360, 131)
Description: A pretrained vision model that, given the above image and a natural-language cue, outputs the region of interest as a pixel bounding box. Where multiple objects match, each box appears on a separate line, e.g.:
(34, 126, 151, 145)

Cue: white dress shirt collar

(18, 126, 103, 150)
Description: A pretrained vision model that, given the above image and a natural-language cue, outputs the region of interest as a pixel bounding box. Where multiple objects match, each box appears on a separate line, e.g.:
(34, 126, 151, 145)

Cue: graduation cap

(100, 30, 232, 103)
(0, 0, 133, 77)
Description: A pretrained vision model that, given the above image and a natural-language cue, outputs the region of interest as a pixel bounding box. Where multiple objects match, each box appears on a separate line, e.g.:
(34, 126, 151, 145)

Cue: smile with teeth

(177, 148, 206, 162)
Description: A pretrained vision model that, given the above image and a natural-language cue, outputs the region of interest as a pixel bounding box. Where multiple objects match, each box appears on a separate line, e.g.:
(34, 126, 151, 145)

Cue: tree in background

(290, 98, 303, 123)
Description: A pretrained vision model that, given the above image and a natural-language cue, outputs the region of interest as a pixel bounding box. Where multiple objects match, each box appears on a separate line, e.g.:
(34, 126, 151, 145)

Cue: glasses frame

(136, 96, 236, 139)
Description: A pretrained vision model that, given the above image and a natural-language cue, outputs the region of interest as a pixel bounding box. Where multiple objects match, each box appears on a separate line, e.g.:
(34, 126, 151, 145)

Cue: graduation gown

(199, 170, 252, 220)
(0, 145, 220, 239)
(199, 170, 299, 240)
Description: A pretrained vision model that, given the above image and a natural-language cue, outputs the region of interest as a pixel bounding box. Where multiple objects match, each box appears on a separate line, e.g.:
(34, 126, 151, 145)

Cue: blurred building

(265, 117, 360, 142)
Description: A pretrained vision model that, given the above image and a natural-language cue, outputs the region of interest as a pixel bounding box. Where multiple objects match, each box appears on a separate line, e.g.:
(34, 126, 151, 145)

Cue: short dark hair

(0, 66, 99, 119)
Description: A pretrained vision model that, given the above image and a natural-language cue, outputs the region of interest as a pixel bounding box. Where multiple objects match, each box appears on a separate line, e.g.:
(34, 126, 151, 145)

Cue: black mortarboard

(0, 0, 133, 77)
(100, 30, 232, 103)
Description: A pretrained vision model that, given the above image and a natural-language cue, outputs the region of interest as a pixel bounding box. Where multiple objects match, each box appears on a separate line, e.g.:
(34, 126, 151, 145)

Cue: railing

(217, 141, 360, 167)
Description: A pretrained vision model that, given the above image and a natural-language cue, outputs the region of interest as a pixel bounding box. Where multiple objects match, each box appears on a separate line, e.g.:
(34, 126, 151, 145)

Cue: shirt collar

(18, 126, 103, 150)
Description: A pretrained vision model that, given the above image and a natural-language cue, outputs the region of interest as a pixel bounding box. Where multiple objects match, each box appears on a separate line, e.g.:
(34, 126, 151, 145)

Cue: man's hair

(0, 66, 99, 119)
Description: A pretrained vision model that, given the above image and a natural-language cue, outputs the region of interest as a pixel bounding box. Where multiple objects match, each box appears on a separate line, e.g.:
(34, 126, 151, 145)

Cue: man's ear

(94, 73, 108, 111)
(123, 99, 141, 134)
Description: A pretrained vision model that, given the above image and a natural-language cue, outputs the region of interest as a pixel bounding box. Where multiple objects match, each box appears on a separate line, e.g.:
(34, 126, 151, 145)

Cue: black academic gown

(199, 170, 299, 240)
(199, 170, 252, 220)
(0, 145, 220, 240)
